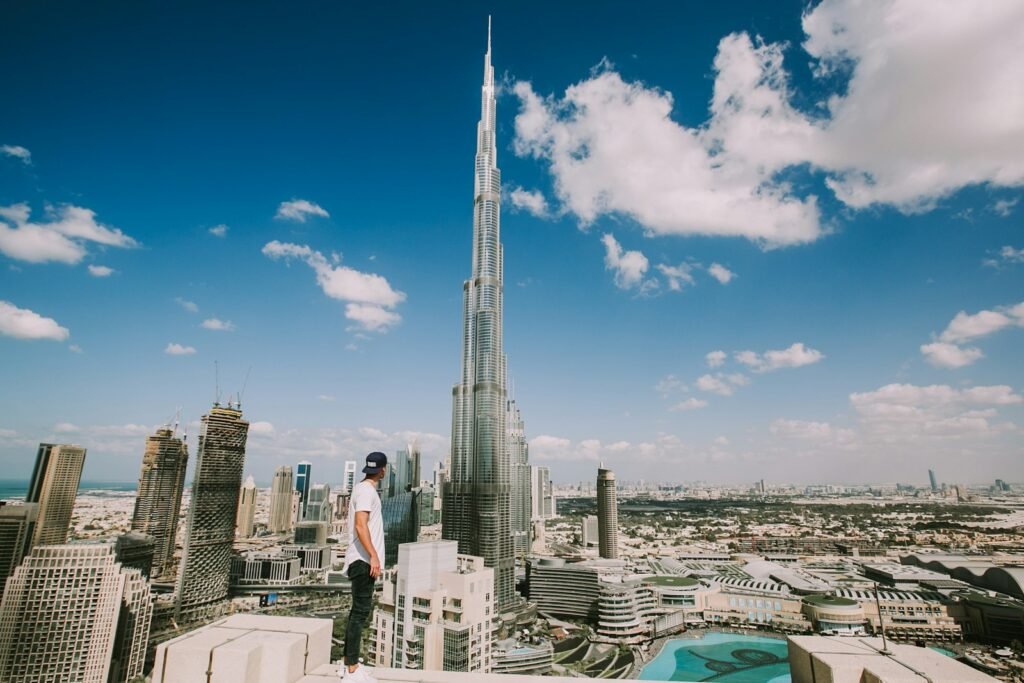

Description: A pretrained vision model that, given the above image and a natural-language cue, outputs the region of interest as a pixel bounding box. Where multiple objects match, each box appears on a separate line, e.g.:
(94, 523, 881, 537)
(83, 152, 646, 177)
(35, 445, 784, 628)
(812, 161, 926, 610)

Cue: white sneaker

(342, 664, 377, 683)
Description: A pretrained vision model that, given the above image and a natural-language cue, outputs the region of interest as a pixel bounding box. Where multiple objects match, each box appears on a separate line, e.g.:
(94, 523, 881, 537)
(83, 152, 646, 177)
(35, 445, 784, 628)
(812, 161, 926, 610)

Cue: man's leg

(344, 560, 376, 667)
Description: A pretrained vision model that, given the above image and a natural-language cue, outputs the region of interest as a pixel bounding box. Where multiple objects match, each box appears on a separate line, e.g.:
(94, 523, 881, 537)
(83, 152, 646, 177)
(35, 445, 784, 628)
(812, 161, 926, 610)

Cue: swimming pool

(639, 631, 792, 682)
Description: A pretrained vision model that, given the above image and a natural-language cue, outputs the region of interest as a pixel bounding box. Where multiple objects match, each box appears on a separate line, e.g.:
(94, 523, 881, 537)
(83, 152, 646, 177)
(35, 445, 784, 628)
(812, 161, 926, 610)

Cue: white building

(236, 475, 257, 538)
(0, 544, 152, 683)
(582, 515, 599, 547)
(342, 460, 358, 495)
(230, 552, 302, 585)
(372, 540, 494, 673)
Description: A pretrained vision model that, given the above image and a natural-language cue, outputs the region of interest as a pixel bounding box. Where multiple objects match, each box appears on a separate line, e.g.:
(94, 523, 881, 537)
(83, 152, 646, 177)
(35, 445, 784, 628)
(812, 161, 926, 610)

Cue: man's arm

(354, 510, 381, 578)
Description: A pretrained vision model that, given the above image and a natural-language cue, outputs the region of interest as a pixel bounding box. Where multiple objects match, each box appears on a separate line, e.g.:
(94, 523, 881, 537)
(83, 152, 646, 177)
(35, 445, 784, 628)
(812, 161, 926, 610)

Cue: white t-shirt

(343, 479, 385, 574)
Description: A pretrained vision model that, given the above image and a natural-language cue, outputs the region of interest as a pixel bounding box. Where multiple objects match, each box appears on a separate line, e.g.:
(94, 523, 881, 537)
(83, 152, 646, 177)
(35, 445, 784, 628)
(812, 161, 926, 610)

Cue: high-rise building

(372, 541, 494, 673)
(303, 483, 332, 522)
(382, 490, 420, 567)
(581, 515, 598, 547)
(342, 460, 358, 495)
(443, 21, 515, 609)
(131, 426, 188, 579)
(928, 469, 938, 492)
(0, 544, 152, 683)
(0, 503, 37, 597)
(175, 403, 249, 622)
(295, 460, 312, 515)
(236, 475, 257, 538)
(531, 465, 555, 520)
(269, 465, 294, 533)
(26, 443, 86, 547)
(597, 464, 619, 560)
(114, 531, 155, 579)
(508, 399, 532, 557)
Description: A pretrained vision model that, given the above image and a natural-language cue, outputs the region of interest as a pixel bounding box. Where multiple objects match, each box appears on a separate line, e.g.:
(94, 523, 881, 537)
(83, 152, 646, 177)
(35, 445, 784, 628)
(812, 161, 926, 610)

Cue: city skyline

(1, 1, 1023, 487)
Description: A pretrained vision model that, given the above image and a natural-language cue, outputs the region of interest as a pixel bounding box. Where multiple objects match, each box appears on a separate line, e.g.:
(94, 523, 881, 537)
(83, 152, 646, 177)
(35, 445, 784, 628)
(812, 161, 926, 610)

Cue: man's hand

(369, 555, 381, 579)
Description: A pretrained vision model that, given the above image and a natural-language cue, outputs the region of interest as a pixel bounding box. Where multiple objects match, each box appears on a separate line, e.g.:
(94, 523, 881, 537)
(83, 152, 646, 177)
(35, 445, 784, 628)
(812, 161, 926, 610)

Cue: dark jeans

(344, 560, 376, 666)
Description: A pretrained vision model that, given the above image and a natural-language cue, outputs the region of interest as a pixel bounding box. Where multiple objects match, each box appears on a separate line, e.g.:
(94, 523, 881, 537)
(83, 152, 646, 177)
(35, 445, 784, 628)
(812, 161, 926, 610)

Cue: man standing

(340, 451, 387, 682)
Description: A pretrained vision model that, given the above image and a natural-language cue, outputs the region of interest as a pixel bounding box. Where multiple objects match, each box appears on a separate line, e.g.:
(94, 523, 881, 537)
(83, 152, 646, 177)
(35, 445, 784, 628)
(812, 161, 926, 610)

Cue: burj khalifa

(442, 18, 515, 608)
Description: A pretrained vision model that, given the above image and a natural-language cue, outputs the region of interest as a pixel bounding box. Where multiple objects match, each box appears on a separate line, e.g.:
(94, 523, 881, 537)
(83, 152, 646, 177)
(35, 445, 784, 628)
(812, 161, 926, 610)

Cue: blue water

(0, 480, 136, 501)
(640, 632, 792, 683)
(930, 647, 957, 658)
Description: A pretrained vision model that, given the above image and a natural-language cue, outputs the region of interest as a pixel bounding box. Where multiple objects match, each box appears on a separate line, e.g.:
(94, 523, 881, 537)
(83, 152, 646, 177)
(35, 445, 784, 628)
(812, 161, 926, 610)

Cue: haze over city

(2, 0, 1023, 486)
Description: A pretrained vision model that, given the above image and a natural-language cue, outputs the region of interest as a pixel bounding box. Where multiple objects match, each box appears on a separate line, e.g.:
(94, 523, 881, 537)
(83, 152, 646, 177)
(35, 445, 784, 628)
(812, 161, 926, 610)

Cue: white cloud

(850, 383, 1022, 441)
(317, 394, 336, 402)
(164, 342, 196, 356)
(1, 145, 31, 163)
(770, 419, 833, 440)
(508, 187, 549, 217)
(656, 263, 695, 291)
(248, 421, 275, 436)
(263, 241, 405, 332)
(696, 374, 734, 396)
(0, 203, 138, 264)
(734, 342, 824, 373)
(68, 344, 82, 353)
(999, 246, 1024, 263)
(671, 398, 708, 412)
(275, 199, 329, 222)
(208, 224, 228, 238)
(175, 297, 199, 313)
(0, 300, 70, 341)
(705, 350, 727, 368)
(921, 342, 984, 369)
(993, 198, 1019, 217)
(922, 301, 1024, 367)
(601, 233, 649, 289)
(87, 265, 114, 277)
(707, 263, 736, 284)
(201, 318, 236, 332)
(654, 374, 686, 396)
(513, 1, 1024, 247)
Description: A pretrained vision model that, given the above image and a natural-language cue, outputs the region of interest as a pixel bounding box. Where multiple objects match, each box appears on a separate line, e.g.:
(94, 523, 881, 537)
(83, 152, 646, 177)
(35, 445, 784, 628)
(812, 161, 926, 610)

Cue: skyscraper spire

(443, 18, 515, 609)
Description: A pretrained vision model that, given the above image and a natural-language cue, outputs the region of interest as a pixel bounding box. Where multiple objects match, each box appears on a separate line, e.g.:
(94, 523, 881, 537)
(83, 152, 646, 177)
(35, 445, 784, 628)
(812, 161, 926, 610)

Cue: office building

(27, 443, 86, 547)
(418, 485, 437, 526)
(0, 503, 37, 597)
(582, 515, 598, 547)
(372, 540, 494, 673)
(131, 426, 188, 579)
(597, 463, 619, 560)
(383, 489, 420, 567)
(282, 544, 332, 573)
(0, 544, 152, 683)
(230, 552, 301, 585)
(303, 483, 332, 522)
(342, 460, 357, 494)
(175, 403, 250, 622)
(236, 475, 257, 538)
(442, 21, 516, 609)
(295, 461, 312, 515)
(508, 399, 532, 557)
(269, 465, 294, 533)
(115, 531, 156, 579)
(929, 468, 939, 492)
(531, 465, 555, 520)
(294, 521, 329, 545)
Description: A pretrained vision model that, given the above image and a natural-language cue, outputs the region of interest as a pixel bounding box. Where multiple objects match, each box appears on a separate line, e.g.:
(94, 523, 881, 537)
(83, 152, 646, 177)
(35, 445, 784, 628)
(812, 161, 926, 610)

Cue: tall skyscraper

(596, 464, 619, 560)
(342, 460, 358, 494)
(236, 475, 257, 538)
(0, 544, 152, 683)
(130, 426, 188, 579)
(295, 460, 312, 515)
(175, 403, 249, 622)
(443, 19, 515, 609)
(269, 465, 294, 533)
(508, 399, 532, 557)
(0, 503, 37, 597)
(928, 469, 938, 492)
(531, 465, 554, 520)
(303, 483, 332, 522)
(26, 443, 86, 547)
(387, 445, 421, 499)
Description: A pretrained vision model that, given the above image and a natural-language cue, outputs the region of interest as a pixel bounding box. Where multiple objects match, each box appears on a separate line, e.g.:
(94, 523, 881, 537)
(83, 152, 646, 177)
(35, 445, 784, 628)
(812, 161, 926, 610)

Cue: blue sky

(1, 0, 1022, 487)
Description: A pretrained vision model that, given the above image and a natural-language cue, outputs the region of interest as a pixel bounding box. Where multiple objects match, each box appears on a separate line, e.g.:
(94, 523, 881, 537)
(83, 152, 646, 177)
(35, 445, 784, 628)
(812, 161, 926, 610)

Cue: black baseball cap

(363, 451, 388, 475)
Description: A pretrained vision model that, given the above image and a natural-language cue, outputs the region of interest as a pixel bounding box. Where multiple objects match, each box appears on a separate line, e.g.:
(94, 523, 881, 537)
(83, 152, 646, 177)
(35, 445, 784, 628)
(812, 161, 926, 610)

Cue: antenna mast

(239, 366, 252, 409)
(214, 360, 221, 406)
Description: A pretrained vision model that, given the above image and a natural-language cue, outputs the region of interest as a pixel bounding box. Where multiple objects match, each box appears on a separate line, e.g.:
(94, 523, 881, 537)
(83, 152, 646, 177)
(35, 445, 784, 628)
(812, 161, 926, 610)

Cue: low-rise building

(230, 552, 302, 585)
(281, 544, 332, 573)
(491, 639, 553, 675)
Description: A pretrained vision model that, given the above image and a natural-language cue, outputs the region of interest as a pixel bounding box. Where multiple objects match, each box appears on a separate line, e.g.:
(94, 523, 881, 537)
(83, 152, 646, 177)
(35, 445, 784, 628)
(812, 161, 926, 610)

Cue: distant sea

(0, 480, 137, 501)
